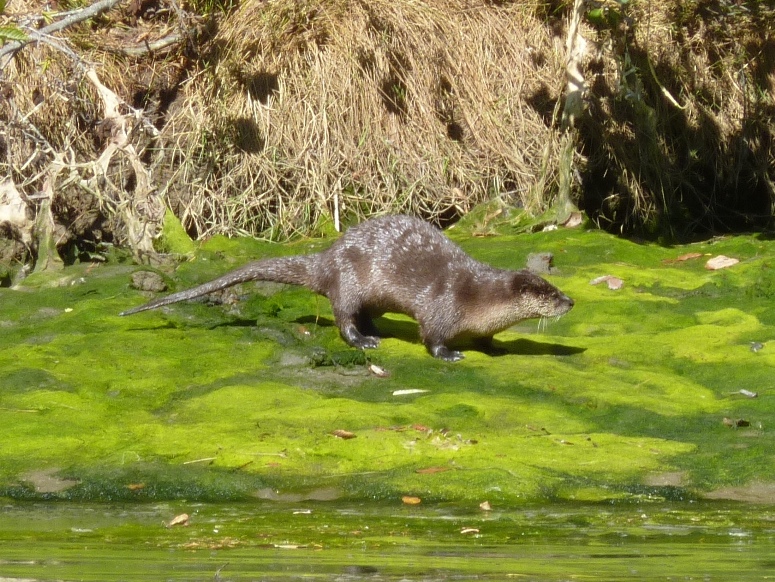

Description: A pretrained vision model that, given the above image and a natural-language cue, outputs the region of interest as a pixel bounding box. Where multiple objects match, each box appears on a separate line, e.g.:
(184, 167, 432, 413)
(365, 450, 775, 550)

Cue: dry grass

(163, 0, 565, 239)
(1, 0, 772, 260)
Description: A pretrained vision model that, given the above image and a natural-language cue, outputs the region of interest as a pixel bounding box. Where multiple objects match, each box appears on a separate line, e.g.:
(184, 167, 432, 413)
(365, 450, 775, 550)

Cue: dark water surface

(1, 501, 774, 581)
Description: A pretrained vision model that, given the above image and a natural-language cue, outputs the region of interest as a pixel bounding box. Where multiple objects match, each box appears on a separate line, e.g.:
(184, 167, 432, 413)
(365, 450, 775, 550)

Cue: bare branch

(561, 0, 587, 130)
(117, 31, 186, 57)
(0, 0, 125, 68)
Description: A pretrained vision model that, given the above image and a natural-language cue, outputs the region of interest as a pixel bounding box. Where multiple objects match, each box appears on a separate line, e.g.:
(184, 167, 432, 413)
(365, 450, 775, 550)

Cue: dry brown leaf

(663, 252, 703, 264)
(561, 211, 583, 228)
(705, 255, 739, 270)
(676, 252, 703, 261)
(369, 363, 390, 377)
(331, 429, 356, 439)
(590, 275, 624, 290)
(126, 482, 145, 491)
(526, 425, 550, 434)
(402, 496, 422, 505)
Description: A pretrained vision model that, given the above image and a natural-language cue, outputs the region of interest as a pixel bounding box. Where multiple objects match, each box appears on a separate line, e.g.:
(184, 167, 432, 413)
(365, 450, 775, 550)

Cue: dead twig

(0, 0, 125, 70)
(115, 31, 187, 57)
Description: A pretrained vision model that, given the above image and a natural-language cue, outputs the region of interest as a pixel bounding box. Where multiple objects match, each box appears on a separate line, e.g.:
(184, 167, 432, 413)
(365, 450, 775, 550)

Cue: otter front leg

(421, 321, 464, 362)
(340, 323, 380, 350)
(427, 342, 465, 362)
(473, 336, 506, 356)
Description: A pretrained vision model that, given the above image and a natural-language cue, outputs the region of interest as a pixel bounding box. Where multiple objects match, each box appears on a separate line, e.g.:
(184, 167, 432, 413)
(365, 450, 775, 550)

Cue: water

(1, 501, 774, 580)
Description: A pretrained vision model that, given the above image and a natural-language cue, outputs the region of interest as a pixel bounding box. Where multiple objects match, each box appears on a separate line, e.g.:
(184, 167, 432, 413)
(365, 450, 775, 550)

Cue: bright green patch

(1, 228, 774, 503)
(155, 208, 198, 255)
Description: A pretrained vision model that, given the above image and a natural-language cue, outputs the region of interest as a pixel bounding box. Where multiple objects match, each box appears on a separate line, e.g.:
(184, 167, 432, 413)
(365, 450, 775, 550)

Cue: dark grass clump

(577, 0, 775, 239)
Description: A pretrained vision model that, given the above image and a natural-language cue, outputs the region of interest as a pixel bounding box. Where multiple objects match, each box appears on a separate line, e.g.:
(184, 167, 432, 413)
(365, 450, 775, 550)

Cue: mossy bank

(2, 224, 774, 504)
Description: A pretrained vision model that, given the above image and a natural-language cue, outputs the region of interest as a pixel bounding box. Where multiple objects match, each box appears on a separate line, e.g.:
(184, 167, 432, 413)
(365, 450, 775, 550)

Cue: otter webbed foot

(340, 323, 381, 350)
(350, 335, 381, 350)
(429, 344, 465, 362)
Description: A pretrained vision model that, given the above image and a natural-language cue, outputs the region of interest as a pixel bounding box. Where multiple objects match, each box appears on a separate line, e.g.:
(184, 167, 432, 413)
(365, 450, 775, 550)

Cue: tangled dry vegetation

(0, 0, 773, 273)
(1, 0, 567, 269)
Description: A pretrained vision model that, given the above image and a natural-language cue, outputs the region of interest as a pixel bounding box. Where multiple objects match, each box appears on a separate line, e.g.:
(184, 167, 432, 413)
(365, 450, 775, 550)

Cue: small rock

(130, 271, 167, 292)
(705, 255, 739, 270)
(590, 275, 624, 290)
(526, 252, 555, 274)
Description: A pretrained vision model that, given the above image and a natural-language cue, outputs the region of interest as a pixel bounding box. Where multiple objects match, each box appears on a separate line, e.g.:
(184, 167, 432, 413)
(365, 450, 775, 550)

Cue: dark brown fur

(120, 215, 574, 361)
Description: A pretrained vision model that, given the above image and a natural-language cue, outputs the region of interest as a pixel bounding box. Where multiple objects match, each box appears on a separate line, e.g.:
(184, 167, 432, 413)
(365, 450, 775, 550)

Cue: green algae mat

(1, 226, 774, 505)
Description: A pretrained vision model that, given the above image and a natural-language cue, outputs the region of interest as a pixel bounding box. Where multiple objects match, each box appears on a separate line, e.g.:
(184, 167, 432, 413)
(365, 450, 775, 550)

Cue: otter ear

(509, 271, 533, 295)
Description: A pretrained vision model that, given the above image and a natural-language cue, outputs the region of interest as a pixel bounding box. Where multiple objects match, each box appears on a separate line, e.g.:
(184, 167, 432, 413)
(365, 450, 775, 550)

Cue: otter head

(454, 269, 574, 339)
(509, 270, 574, 319)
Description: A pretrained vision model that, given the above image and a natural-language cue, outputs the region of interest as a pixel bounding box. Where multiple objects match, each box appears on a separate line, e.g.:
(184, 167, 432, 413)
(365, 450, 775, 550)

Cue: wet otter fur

(120, 215, 574, 361)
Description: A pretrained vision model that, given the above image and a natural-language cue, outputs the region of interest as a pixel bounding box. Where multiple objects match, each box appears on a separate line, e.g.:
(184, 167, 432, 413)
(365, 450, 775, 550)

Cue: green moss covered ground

(1, 224, 774, 504)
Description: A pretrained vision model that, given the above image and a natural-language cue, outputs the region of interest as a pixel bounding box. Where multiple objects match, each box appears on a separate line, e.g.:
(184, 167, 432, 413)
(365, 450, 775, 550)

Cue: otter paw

(352, 335, 380, 350)
(430, 345, 465, 362)
(341, 324, 381, 350)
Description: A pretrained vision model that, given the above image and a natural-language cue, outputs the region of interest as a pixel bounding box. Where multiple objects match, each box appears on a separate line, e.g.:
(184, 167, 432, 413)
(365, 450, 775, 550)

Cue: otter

(120, 215, 574, 361)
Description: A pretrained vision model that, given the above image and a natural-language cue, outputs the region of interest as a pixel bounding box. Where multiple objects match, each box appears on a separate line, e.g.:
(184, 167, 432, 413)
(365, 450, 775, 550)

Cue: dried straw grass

(3, 0, 770, 255)
(165, 0, 564, 239)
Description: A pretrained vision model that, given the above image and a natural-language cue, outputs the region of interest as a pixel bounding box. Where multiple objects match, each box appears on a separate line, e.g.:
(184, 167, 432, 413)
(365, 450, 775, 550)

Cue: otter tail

(119, 255, 317, 316)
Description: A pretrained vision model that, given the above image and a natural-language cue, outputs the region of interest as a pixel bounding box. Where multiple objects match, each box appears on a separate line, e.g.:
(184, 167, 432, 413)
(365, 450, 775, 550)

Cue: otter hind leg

(336, 309, 380, 350)
(356, 310, 381, 338)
